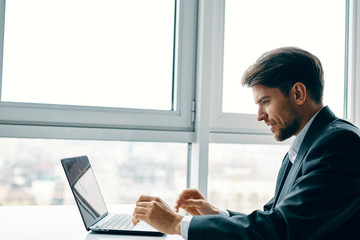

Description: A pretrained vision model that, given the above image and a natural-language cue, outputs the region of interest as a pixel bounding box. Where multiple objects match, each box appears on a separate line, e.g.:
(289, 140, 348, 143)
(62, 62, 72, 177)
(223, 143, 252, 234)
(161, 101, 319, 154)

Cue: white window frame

(347, 0, 360, 127)
(0, 0, 197, 142)
(206, 0, 280, 144)
(207, 0, 360, 143)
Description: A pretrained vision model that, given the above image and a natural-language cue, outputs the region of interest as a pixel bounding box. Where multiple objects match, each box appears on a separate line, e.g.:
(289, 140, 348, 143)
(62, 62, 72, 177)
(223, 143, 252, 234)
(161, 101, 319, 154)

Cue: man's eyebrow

(256, 96, 270, 104)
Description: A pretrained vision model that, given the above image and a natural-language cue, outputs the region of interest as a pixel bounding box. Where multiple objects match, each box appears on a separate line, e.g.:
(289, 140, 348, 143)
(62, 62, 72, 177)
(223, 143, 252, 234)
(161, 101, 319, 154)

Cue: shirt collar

(288, 107, 323, 163)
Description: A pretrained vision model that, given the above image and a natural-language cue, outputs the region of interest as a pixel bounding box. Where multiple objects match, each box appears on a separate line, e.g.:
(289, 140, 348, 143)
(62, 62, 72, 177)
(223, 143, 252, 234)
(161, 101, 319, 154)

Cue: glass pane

(0, 138, 187, 205)
(2, 0, 176, 110)
(223, 0, 345, 117)
(208, 143, 289, 214)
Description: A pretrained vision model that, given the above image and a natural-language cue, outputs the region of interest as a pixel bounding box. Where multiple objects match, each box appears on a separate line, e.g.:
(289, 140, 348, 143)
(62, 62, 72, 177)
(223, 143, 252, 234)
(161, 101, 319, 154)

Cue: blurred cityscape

(209, 143, 288, 213)
(0, 139, 187, 206)
(0, 138, 288, 214)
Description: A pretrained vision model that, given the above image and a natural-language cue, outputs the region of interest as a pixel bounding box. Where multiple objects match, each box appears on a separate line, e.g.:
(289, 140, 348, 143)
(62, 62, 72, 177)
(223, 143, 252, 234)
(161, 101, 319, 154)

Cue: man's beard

(276, 107, 301, 142)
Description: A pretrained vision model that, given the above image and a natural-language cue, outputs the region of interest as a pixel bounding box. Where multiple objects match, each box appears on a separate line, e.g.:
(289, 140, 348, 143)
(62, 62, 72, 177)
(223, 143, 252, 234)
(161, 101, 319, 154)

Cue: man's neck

(296, 103, 324, 136)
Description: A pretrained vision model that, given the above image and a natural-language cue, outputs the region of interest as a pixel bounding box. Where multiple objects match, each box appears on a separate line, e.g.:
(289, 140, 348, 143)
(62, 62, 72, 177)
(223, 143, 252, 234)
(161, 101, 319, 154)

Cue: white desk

(0, 205, 183, 240)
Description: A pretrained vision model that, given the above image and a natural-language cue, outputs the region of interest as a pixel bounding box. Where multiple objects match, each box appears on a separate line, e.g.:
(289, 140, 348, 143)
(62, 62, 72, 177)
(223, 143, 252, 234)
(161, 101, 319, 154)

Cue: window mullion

(352, 0, 360, 126)
(347, 0, 360, 126)
(0, 0, 5, 100)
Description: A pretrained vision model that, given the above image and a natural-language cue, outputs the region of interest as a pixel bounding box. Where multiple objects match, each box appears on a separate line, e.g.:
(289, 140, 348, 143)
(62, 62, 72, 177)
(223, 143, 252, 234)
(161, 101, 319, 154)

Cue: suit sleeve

(188, 129, 360, 240)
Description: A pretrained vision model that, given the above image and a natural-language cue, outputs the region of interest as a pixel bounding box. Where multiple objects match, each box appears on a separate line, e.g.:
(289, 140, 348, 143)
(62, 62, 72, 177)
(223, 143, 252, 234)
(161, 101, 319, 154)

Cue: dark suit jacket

(189, 106, 360, 239)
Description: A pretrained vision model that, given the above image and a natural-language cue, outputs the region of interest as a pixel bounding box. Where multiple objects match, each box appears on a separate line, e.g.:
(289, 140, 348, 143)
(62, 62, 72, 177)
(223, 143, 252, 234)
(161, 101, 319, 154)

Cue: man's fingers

(180, 199, 204, 207)
(132, 213, 145, 226)
(175, 199, 204, 215)
(176, 189, 205, 205)
(136, 195, 160, 203)
(136, 201, 152, 208)
(178, 189, 199, 199)
(132, 218, 140, 226)
(132, 202, 152, 225)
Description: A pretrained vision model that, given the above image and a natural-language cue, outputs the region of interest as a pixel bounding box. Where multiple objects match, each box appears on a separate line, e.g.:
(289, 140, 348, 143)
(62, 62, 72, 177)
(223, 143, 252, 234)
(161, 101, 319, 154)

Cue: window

(0, 138, 187, 205)
(2, 0, 176, 110)
(222, 0, 346, 117)
(208, 143, 289, 213)
(0, 0, 197, 139)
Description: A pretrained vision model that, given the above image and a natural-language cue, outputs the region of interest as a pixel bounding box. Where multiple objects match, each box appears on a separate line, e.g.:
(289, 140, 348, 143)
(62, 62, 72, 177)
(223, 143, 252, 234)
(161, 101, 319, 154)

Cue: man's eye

(262, 100, 269, 104)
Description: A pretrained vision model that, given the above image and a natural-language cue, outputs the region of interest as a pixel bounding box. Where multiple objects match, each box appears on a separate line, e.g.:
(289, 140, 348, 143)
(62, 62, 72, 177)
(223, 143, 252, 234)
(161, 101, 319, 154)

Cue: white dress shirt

(288, 108, 321, 163)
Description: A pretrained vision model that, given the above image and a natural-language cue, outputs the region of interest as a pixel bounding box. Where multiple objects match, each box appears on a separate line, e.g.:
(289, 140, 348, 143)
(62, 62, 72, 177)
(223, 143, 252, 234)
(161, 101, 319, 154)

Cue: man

(132, 47, 360, 239)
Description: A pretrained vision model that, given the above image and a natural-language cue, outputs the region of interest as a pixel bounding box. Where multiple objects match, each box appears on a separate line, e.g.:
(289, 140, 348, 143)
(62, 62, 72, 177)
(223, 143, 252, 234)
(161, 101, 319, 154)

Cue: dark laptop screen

(61, 156, 108, 230)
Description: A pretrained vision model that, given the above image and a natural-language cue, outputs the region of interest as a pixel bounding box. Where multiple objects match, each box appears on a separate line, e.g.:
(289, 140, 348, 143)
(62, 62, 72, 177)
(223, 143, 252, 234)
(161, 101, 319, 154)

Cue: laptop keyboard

(98, 214, 134, 230)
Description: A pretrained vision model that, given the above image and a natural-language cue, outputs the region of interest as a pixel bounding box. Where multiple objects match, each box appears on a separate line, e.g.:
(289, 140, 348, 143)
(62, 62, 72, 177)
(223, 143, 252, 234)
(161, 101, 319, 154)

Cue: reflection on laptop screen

(62, 156, 108, 229)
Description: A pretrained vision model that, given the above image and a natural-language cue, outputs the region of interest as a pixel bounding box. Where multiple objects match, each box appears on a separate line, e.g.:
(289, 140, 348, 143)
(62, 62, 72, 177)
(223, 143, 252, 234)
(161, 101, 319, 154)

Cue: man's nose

(257, 109, 266, 121)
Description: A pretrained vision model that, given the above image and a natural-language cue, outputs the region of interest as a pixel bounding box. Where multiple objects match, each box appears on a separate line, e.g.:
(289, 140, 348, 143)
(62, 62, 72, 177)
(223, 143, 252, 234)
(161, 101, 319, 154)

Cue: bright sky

(2, 0, 174, 110)
(2, 0, 346, 117)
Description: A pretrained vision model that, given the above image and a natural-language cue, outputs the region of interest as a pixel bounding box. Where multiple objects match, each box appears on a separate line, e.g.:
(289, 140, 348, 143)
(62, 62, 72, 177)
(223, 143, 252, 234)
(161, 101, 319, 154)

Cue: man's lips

(266, 122, 275, 132)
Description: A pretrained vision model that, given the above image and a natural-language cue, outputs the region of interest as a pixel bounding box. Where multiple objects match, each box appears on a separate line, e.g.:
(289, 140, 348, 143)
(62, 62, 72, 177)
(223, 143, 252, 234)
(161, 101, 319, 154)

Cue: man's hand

(132, 195, 183, 235)
(175, 189, 219, 216)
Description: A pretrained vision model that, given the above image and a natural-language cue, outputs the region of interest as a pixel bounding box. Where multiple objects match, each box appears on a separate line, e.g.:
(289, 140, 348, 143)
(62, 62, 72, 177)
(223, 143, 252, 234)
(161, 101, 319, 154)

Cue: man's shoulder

(307, 107, 360, 144)
(324, 117, 360, 140)
(302, 112, 360, 158)
(315, 118, 360, 144)
(330, 117, 360, 131)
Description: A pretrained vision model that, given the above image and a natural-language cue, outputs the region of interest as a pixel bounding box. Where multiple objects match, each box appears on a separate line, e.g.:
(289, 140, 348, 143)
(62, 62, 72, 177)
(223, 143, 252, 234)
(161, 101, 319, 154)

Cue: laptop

(61, 155, 163, 236)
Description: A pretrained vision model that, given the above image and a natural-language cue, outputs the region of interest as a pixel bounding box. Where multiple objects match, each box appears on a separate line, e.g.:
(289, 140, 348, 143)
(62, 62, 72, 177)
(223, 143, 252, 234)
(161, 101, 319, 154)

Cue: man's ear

(291, 82, 307, 105)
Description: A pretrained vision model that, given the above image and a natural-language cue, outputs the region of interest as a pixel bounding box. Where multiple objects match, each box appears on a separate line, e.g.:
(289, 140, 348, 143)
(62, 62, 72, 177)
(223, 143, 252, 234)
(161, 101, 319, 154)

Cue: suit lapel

(272, 153, 293, 207)
(276, 144, 309, 204)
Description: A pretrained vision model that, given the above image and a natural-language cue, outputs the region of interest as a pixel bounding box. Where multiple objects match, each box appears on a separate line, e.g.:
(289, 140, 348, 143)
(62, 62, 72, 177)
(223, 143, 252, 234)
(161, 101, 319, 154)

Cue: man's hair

(241, 47, 324, 104)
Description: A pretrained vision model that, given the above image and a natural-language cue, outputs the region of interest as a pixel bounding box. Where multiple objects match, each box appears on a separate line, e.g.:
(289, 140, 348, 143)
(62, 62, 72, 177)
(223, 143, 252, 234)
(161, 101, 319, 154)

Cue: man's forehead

(252, 85, 271, 99)
(252, 85, 283, 103)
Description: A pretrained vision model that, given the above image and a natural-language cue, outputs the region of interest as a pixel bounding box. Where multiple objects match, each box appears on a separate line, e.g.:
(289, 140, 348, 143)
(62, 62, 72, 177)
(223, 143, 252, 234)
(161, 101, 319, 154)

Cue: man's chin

(273, 135, 283, 142)
(274, 132, 293, 142)
(273, 131, 291, 142)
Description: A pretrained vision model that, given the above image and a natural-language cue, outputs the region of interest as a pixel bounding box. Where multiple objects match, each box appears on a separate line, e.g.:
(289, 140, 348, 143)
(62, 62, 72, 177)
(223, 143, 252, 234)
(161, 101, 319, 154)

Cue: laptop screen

(62, 156, 108, 230)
